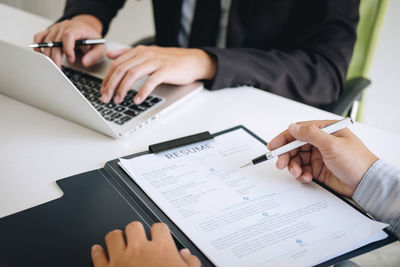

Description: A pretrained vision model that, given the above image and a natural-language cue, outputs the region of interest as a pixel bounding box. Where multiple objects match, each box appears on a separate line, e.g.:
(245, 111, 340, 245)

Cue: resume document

(120, 128, 387, 266)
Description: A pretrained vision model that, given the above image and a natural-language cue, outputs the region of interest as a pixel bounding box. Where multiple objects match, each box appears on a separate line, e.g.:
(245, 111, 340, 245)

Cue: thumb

(81, 45, 106, 67)
(180, 248, 201, 267)
(288, 123, 336, 152)
(107, 48, 129, 59)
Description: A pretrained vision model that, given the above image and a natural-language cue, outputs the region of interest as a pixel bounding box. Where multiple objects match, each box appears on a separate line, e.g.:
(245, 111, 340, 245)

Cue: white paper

(312, 230, 388, 266)
(120, 128, 388, 267)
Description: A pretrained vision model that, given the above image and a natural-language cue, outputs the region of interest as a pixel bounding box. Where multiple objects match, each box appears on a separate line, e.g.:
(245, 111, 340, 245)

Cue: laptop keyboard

(62, 66, 163, 125)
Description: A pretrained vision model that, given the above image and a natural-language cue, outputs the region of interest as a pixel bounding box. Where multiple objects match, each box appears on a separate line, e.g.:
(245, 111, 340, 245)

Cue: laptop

(0, 39, 203, 138)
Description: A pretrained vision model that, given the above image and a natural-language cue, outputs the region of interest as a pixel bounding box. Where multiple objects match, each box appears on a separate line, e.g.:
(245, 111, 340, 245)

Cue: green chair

(322, 0, 388, 121)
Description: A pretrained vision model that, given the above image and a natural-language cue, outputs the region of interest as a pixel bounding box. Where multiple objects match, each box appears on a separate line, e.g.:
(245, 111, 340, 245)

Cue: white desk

(1, 3, 400, 220)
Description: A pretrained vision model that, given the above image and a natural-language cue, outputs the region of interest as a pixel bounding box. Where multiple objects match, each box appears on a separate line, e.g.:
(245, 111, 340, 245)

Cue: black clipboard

(0, 126, 396, 267)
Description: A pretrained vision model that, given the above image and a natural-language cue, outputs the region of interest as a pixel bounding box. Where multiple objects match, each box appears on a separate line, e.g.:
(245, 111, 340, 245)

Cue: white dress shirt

(354, 159, 400, 239)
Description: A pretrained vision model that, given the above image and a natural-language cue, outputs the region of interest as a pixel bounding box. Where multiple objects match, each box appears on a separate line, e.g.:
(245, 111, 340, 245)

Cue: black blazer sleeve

(58, 0, 126, 36)
(202, 0, 360, 107)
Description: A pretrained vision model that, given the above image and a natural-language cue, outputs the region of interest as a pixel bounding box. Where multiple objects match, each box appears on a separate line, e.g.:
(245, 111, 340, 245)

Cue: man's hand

(267, 120, 379, 198)
(91, 222, 201, 267)
(33, 15, 106, 68)
(100, 46, 217, 104)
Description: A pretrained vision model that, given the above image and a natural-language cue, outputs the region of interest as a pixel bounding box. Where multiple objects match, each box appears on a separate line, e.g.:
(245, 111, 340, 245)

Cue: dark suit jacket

(60, 0, 360, 107)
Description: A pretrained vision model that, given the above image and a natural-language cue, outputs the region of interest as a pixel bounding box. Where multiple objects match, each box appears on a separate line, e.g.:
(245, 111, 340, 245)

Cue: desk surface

(1, 3, 400, 219)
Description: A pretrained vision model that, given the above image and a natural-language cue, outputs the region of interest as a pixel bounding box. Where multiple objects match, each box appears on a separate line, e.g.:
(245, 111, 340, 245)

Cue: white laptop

(0, 39, 203, 138)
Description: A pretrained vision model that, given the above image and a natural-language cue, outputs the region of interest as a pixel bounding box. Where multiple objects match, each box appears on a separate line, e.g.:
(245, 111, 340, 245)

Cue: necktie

(189, 0, 221, 47)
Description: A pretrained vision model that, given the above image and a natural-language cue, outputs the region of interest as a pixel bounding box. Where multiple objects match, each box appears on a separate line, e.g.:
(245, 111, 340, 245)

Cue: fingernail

(301, 175, 310, 182)
(114, 95, 120, 103)
(134, 96, 142, 104)
(181, 248, 191, 256)
(289, 123, 301, 132)
(68, 56, 73, 63)
(92, 245, 101, 255)
(289, 167, 296, 177)
(101, 94, 109, 103)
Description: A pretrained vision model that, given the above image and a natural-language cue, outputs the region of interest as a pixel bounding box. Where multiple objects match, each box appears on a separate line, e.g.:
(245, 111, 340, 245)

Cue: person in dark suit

(33, 0, 360, 107)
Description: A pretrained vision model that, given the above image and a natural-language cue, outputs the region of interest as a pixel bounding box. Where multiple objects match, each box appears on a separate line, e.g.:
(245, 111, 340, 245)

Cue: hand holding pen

(241, 118, 353, 168)
(32, 15, 105, 68)
(253, 119, 379, 198)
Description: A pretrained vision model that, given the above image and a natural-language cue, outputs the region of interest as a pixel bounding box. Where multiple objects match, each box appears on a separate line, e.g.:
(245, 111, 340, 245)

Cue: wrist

(192, 49, 217, 80)
(351, 154, 379, 197)
(72, 14, 103, 35)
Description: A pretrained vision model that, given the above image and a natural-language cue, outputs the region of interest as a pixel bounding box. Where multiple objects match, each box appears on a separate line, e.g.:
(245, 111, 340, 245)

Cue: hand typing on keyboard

(99, 46, 216, 104)
(34, 17, 214, 106)
(63, 67, 163, 125)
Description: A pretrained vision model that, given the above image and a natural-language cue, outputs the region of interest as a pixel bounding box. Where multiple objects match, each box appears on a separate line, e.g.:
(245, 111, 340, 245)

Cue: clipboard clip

(149, 131, 214, 153)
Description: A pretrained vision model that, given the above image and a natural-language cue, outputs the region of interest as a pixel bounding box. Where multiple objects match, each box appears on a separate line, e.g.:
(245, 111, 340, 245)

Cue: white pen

(28, 38, 106, 48)
(240, 117, 353, 168)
